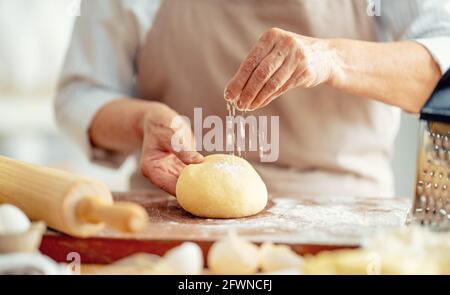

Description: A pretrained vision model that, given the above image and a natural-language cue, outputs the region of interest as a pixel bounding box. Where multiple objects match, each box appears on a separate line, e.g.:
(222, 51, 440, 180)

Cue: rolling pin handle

(76, 197, 148, 233)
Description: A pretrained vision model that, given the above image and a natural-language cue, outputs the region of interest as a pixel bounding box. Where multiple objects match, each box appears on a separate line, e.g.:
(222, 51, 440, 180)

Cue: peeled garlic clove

(0, 204, 30, 235)
(208, 233, 259, 275)
(259, 242, 303, 273)
(112, 253, 161, 267)
(154, 242, 204, 275)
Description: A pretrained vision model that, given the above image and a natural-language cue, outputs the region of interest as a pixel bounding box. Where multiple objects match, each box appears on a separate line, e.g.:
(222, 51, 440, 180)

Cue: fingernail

(236, 100, 245, 110)
(224, 90, 233, 101)
(191, 153, 204, 162)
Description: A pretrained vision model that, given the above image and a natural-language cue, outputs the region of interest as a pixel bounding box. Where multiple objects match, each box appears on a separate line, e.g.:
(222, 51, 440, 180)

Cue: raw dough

(207, 233, 259, 274)
(176, 154, 268, 218)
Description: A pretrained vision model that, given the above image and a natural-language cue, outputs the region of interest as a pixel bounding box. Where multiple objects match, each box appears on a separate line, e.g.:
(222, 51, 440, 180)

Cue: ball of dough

(259, 242, 303, 273)
(0, 204, 30, 235)
(176, 154, 268, 218)
(208, 233, 259, 274)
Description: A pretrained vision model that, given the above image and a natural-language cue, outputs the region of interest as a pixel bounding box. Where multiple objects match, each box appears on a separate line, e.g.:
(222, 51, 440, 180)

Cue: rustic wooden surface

(40, 191, 411, 264)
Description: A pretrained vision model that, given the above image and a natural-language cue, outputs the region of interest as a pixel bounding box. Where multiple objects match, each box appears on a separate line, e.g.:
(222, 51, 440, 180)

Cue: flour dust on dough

(176, 154, 268, 218)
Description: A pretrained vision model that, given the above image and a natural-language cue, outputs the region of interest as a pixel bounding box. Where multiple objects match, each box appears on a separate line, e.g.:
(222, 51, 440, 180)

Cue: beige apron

(133, 0, 398, 198)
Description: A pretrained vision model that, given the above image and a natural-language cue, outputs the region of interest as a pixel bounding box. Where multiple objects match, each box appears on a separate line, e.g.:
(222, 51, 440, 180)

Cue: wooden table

(39, 191, 410, 264)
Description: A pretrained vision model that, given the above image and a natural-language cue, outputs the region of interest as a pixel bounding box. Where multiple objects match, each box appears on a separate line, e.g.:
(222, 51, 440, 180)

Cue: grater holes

(417, 180, 425, 194)
(433, 183, 441, 198)
(420, 195, 427, 204)
(444, 136, 450, 150)
(430, 146, 440, 166)
(442, 184, 448, 198)
(414, 124, 450, 229)
(435, 134, 442, 147)
(423, 170, 434, 182)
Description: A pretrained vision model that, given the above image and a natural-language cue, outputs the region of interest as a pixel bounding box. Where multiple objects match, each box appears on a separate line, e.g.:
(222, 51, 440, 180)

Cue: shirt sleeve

(377, 0, 450, 75)
(54, 0, 159, 168)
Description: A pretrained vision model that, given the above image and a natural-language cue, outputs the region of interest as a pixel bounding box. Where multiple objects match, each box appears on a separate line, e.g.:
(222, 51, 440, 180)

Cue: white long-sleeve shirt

(55, 0, 450, 167)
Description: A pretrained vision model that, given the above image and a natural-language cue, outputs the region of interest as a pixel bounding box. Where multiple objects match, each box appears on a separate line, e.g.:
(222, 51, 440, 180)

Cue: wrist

(293, 35, 346, 89)
(322, 39, 348, 89)
(135, 101, 178, 141)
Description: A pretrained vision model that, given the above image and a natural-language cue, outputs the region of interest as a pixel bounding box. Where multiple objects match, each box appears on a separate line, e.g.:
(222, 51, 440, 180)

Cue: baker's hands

(224, 28, 343, 111)
(138, 103, 203, 196)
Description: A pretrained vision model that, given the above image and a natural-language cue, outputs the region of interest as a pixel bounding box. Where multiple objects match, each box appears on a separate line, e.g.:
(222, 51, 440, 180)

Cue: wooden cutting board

(39, 191, 410, 264)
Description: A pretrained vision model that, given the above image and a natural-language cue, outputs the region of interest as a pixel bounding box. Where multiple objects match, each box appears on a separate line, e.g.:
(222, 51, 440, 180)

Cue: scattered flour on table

(109, 196, 410, 245)
(162, 198, 408, 244)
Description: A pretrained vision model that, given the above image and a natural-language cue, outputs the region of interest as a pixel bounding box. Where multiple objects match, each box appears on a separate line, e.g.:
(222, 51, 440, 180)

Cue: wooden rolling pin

(0, 156, 148, 238)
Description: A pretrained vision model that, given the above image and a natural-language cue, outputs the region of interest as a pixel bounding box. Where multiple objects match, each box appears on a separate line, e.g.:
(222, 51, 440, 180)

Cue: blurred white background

(0, 0, 135, 191)
(0, 0, 418, 197)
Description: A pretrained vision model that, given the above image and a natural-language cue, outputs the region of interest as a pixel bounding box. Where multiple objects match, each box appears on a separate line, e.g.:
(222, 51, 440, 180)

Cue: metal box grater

(413, 70, 450, 230)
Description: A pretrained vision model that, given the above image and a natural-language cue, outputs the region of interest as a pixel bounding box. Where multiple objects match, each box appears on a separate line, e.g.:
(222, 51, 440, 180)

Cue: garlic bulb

(259, 242, 303, 272)
(154, 242, 204, 275)
(208, 233, 259, 274)
(0, 204, 30, 235)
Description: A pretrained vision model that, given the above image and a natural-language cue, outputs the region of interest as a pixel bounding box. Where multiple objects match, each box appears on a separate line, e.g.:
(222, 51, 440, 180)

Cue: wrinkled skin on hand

(139, 104, 203, 196)
(224, 28, 344, 111)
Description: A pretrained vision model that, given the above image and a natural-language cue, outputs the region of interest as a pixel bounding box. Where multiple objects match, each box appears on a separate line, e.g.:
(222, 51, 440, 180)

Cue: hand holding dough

(176, 154, 268, 218)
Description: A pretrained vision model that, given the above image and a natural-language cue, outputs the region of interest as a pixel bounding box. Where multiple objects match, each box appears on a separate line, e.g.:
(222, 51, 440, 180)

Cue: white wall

(0, 0, 133, 192)
(392, 113, 420, 198)
(0, 0, 79, 95)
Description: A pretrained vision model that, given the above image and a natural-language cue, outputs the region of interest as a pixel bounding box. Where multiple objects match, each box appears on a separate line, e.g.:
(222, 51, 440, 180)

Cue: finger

(238, 47, 287, 110)
(258, 69, 301, 109)
(224, 30, 277, 101)
(140, 152, 185, 196)
(249, 53, 297, 110)
(148, 169, 178, 196)
(174, 151, 204, 165)
(149, 118, 204, 165)
(159, 130, 204, 165)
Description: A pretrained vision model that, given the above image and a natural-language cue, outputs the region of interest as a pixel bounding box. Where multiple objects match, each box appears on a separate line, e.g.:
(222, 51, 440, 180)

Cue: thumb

(166, 121, 204, 164)
(174, 151, 204, 165)
(162, 135, 204, 165)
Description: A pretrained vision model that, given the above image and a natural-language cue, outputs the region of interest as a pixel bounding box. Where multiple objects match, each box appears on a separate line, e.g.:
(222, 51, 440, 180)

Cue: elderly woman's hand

(224, 28, 343, 111)
(90, 99, 203, 196)
(138, 103, 203, 196)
